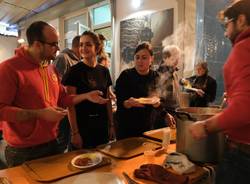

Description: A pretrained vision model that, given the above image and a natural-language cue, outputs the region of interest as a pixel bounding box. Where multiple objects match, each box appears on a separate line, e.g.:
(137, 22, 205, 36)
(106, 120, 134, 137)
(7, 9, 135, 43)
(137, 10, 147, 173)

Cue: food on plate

(136, 97, 160, 105)
(71, 152, 102, 169)
(74, 157, 93, 166)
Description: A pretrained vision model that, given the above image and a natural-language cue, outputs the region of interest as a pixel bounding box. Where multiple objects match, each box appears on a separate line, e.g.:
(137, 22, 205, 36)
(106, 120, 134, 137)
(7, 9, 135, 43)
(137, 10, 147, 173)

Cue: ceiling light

(17, 38, 25, 44)
(132, 0, 141, 9)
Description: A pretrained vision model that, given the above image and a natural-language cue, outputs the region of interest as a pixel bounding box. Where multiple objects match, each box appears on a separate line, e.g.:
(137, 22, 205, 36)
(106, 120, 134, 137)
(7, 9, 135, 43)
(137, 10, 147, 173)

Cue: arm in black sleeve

(115, 70, 130, 109)
(206, 77, 217, 102)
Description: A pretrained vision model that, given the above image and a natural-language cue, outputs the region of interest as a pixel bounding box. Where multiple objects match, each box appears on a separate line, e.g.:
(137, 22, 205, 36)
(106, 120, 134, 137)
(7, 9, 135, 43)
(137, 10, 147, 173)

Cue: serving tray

(97, 137, 161, 159)
(22, 150, 111, 182)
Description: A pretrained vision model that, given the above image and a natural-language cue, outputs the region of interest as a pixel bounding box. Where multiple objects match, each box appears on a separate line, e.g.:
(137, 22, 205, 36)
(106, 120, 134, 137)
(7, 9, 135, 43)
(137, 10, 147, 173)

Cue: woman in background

(181, 61, 217, 107)
(62, 31, 114, 149)
(115, 42, 160, 139)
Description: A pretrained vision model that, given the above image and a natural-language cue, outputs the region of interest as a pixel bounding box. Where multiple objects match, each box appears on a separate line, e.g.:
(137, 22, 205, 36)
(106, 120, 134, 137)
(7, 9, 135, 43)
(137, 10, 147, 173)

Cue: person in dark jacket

(181, 61, 217, 107)
(115, 42, 160, 139)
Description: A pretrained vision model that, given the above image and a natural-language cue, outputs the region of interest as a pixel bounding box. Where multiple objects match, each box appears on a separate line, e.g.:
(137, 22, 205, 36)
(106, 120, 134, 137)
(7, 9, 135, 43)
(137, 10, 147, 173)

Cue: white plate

(52, 172, 125, 184)
(71, 152, 102, 169)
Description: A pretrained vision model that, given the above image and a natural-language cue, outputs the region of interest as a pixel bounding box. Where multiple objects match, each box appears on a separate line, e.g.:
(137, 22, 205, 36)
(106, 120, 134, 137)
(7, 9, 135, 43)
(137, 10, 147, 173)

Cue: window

(89, 1, 112, 55)
(92, 4, 111, 27)
(63, 11, 89, 48)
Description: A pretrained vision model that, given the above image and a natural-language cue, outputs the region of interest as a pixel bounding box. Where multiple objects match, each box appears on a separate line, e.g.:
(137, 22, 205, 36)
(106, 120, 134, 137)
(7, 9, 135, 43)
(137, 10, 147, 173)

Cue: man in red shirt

(189, 1, 250, 183)
(0, 21, 109, 167)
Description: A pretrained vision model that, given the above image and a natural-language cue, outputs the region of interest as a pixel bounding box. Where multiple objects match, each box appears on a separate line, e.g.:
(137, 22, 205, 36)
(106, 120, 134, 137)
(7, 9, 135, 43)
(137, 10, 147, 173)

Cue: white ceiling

(0, 0, 65, 26)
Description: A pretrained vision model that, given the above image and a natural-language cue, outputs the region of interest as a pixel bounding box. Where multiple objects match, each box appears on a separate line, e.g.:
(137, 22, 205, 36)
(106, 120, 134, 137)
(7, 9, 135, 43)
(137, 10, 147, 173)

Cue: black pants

(5, 140, 62, 167)
(56, 116, 71, 152)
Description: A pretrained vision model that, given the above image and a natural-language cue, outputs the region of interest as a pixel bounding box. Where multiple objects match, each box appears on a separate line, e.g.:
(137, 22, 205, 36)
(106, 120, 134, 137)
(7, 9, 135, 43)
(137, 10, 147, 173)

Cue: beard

(40, 51, 56, 62)
(228, 25, 241, 44)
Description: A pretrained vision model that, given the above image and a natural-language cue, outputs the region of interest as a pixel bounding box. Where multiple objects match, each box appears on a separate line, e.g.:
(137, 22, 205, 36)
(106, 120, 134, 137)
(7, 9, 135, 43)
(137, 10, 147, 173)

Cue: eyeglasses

(221, 18, 234, 31)
(38, 40, 59, 48)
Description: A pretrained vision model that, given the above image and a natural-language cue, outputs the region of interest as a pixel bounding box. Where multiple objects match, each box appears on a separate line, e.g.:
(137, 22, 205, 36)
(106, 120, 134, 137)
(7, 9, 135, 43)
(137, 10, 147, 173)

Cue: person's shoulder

(150, 69, 159, 76)
(96, 64, 109, 71)
(207, 75, 216, 82)
(66, 62, 82, 73)
(0, 55, 24, 70)
(117, 68, 134, 80)
(55, 52, 66, 59)
(233, 36, 250, 54)
(188, 75, 196, 79)
(121, 68, 135, 75)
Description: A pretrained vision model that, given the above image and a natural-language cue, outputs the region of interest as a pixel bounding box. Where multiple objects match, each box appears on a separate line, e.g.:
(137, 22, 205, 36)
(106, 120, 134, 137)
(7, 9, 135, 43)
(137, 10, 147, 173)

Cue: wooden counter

(0, 145, 174, 184)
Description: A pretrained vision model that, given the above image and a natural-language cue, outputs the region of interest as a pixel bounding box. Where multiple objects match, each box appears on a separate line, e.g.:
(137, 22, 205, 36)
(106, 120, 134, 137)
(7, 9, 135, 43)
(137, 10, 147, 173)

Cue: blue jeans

(216, 148, 250, 184)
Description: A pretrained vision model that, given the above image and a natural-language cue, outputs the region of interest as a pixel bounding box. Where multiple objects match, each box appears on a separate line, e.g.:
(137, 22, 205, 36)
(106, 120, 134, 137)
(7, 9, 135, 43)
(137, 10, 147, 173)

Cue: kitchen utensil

(175, 107, 225, 163)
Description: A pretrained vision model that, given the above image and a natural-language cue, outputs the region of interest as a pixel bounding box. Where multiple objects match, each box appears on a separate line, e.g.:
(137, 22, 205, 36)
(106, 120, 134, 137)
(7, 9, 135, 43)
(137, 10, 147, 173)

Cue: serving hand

(37, 106, 68, 122)
(196, 89, 205, 97)
(124, 97, 145, 108)
(86, 90, 109, 104)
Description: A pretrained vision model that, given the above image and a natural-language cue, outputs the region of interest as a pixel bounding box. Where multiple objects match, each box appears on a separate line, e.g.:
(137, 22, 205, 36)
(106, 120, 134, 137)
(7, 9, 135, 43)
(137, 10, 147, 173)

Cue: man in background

(189, 1, 250, 183)
(53, 35, 80, 78)
(53, 35, 80, 152)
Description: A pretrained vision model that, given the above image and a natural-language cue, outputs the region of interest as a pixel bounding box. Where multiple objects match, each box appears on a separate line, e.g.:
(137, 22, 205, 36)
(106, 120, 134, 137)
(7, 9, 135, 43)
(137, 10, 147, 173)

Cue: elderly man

(189, 1, 250, 183)
(0, 21, 108, 167)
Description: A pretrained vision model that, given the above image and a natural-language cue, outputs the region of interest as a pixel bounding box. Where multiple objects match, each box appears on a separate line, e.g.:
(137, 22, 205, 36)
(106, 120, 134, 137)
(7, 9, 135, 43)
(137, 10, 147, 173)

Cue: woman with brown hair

(115, 42, 160, 139)
(62, 31, 114, 149)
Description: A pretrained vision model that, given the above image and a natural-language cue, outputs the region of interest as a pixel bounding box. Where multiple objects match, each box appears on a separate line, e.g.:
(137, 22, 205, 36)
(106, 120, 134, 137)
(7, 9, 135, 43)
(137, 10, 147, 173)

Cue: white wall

(112, 0, 196, 80)
(0, 36, 18, 62)
(113, 0, 178, 80)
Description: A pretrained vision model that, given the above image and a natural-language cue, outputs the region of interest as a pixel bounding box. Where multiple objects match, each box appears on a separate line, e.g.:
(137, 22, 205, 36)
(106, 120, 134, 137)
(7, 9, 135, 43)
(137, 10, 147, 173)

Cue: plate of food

(71, 152, 102, 169)
(136, 97, 160, 105)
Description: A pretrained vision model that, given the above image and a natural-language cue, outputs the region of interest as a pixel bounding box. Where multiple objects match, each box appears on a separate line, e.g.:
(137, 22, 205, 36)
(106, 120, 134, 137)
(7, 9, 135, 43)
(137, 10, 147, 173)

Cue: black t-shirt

(115, 68, 159, 139)
(62, 62, 112, 147)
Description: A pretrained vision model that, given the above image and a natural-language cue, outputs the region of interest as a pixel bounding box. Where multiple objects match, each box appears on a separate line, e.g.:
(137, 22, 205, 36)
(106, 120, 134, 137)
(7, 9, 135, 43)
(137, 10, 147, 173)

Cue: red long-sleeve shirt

(217, 27, 250, 144)
(0, 47, 72, 148)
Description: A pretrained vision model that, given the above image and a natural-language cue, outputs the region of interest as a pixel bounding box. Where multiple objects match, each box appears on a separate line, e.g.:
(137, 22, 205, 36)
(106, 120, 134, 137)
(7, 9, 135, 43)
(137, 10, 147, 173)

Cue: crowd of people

(0, 1, 249, 183)
(0, 21, 217, 166)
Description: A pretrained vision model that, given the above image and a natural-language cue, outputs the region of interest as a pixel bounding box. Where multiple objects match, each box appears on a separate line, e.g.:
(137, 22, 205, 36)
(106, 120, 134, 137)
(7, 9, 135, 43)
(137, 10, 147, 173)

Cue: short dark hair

(26, 21, 49, 45)
(219, 0, 250, 25)
(81, 31, 101, 54)
(134, 42, 153, 56)
(72, 35, 80, 48)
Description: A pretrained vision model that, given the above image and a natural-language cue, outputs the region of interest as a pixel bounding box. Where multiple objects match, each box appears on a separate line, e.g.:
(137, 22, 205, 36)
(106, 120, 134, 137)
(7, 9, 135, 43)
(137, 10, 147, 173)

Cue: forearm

(0, 105, 40, 123)
(67, 106, 79, 135)
(71, 93, 88, 105)
(204, 114, 222, 134)
(106, 100, 114, 126)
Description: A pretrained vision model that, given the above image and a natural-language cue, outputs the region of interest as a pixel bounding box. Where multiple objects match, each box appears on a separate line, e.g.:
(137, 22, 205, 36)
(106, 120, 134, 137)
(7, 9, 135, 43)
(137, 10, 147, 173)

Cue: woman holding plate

(62, 31, 114, 149)
(115, 42, 160, 139)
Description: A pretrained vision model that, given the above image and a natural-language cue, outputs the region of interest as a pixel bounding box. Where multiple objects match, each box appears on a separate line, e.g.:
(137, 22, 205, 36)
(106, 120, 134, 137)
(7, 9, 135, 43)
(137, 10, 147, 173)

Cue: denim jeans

(216, 148, 250, 184)
(5, 140, 62, 167)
